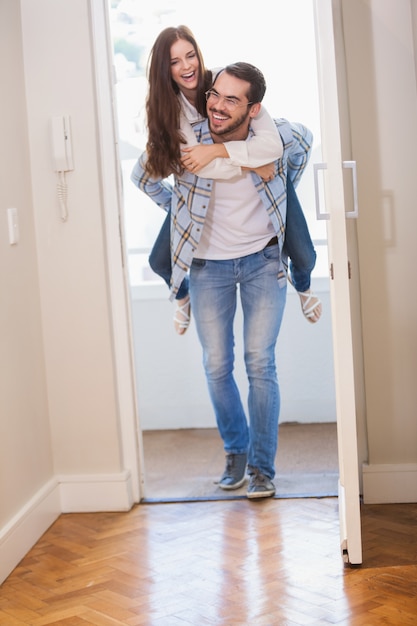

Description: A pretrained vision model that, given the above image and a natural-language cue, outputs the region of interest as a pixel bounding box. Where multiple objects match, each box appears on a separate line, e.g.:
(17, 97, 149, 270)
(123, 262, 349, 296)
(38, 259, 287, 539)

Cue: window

(108, 0, 328, 286)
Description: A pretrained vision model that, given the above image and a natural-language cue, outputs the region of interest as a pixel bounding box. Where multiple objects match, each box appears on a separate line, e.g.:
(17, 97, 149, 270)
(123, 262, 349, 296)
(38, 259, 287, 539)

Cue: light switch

(7, 207, 19, 245)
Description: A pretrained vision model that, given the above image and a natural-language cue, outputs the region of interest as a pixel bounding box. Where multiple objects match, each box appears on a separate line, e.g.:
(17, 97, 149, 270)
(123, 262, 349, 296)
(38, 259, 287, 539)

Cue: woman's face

(170, 38, 199, 95)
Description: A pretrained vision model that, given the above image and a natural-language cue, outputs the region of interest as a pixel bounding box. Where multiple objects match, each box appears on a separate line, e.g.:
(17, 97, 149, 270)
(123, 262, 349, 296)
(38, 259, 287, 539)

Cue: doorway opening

(106, 0, 337, 501)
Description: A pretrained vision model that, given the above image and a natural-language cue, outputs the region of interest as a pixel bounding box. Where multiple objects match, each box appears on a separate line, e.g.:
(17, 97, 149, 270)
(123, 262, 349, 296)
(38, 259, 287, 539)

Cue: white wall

(19, 0, 123, 476)
(0, 0, 138, 585)
(0, 0, 59, 584)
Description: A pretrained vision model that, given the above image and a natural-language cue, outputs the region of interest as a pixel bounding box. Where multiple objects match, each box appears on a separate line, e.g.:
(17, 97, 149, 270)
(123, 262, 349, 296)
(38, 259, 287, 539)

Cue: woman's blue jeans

(148, 178, 316, 298)
(148, 212, 189, 301)
(283, 177, 317, 292)
(189, 243, 287, 479)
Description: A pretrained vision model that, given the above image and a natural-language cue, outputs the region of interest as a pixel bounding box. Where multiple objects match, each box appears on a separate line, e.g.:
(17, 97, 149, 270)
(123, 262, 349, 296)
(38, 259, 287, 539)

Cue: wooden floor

(1, 499, 417, 625)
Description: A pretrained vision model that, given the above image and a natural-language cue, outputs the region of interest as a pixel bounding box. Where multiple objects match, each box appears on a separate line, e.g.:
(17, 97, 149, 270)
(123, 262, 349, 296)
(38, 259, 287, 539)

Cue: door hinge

(330, 262, 352, 280)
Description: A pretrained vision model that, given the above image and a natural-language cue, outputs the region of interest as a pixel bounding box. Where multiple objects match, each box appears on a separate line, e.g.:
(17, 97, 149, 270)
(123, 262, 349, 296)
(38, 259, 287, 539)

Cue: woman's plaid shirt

(131, 118, 313, 300)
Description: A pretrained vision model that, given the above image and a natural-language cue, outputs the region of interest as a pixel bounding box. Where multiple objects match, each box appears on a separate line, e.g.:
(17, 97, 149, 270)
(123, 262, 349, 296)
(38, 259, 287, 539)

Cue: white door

(313, 0, 362, 565)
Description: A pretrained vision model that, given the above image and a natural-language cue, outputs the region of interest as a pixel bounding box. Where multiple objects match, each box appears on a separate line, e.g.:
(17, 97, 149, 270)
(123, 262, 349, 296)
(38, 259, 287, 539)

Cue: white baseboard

(0, 478, 60, 585)
(362, 463, 417, 503)
(0, 471, 135, 585)
(58, 470, 134, 512)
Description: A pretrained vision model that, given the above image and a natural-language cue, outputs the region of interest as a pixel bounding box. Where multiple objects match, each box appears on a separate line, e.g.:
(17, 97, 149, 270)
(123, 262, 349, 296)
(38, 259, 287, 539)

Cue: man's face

(206, 72, 258, 142)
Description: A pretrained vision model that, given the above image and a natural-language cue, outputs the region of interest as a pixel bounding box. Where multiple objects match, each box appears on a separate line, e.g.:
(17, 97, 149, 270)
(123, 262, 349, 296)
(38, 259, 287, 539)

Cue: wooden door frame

(89, 0, 145, 503)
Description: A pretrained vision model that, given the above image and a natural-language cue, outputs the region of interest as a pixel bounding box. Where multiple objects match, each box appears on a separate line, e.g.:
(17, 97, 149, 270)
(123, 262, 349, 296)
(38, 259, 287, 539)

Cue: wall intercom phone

(50, 115, 74, 172)
(50, 115, 74, 221)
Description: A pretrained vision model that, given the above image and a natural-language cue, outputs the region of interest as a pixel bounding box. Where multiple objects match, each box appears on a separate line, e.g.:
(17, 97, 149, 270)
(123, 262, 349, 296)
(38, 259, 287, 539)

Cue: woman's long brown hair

(144, 25, 212, 178)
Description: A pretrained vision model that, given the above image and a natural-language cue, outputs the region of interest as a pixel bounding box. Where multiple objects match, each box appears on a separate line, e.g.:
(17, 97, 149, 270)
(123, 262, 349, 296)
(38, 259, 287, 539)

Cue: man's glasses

(205, 89, 253, 112)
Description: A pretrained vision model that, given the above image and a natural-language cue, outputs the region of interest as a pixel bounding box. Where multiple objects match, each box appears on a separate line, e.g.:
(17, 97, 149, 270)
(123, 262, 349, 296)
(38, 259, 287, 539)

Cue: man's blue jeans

(148, 177, 316, 298)
(189, 243, 287, 479)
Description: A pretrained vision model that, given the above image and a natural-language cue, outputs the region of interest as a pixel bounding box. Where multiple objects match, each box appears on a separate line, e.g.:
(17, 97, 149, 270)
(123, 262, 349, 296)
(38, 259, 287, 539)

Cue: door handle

(313, 162, 329, 220)
(313, 161, 358, 220)
(343, 161, 358, 218)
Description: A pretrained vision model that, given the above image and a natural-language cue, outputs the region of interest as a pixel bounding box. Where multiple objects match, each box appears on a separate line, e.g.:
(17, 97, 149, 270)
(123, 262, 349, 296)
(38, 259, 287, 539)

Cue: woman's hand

(245, 162, 276, 182)
(181, 144, 228, 173)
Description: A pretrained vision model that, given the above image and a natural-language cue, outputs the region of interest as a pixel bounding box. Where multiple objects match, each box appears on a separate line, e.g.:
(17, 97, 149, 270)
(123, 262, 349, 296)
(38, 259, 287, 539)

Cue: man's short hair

(221, 62, 267, 103)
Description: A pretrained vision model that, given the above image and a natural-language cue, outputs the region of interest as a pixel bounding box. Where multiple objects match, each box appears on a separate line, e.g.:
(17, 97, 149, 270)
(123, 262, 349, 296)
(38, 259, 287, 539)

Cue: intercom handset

(50, 115, 74, 221)
(50, 115, 74, 172)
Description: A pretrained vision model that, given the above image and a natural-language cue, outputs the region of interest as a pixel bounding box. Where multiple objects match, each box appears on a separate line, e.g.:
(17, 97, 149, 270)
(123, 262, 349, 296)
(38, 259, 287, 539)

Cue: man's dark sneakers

(246, 467, 276, 499)
(218, 453, 247, 490)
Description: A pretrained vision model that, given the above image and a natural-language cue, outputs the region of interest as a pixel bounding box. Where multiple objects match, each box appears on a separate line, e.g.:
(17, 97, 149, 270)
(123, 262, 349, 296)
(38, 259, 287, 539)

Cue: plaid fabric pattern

(131, 118, 313, 300)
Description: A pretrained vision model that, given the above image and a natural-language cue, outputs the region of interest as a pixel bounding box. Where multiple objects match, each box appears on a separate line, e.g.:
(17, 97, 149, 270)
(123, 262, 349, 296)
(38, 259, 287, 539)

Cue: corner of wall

(0, 478, 60, 585)
(0, 471, 135, 585)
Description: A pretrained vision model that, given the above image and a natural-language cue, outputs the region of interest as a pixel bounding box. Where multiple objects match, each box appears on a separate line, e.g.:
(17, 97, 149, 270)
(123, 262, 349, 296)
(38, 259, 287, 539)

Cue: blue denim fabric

(283, 178, 317, 292)
(189, 243, 287, 479)
(148, 211, 189, 301)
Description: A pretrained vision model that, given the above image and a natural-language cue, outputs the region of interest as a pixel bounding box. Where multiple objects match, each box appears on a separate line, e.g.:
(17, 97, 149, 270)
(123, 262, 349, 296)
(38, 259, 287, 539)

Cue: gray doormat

(142, 423, 339, 501)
